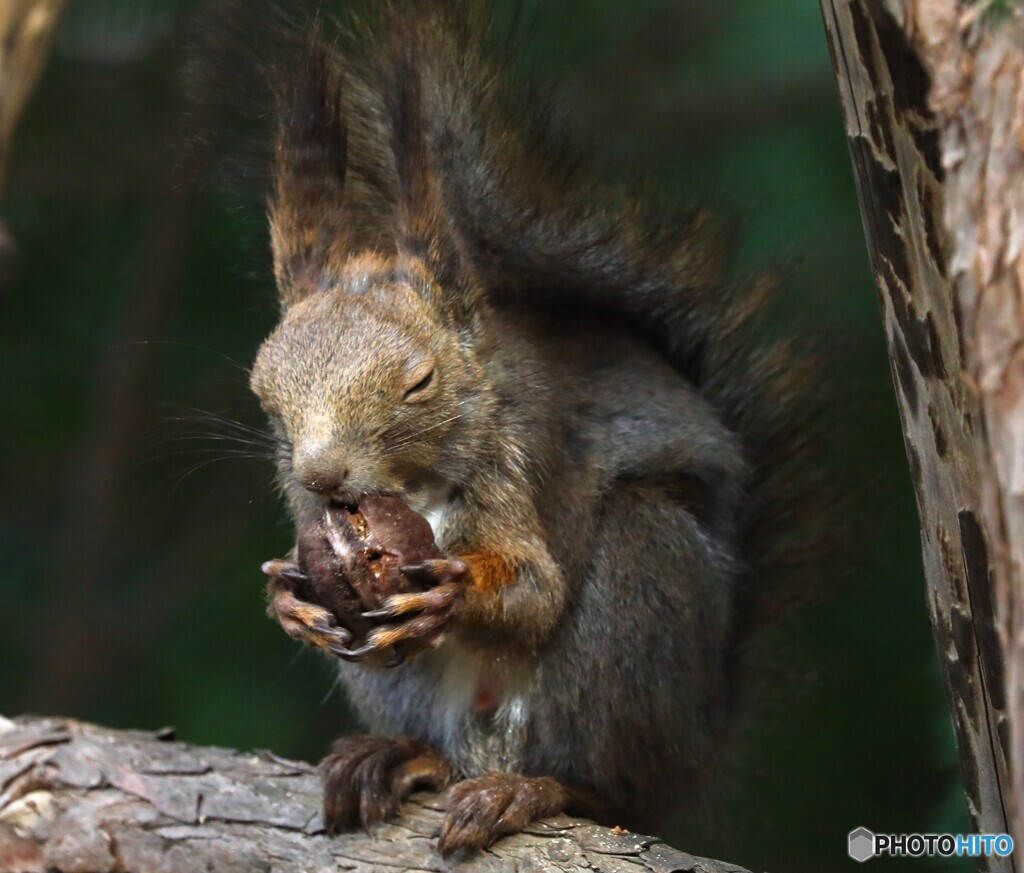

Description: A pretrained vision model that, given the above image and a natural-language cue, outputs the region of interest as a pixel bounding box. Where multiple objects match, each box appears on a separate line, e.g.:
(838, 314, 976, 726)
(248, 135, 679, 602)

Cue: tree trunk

(819, 0, 1021, 861)
(0, 716, 750, 873)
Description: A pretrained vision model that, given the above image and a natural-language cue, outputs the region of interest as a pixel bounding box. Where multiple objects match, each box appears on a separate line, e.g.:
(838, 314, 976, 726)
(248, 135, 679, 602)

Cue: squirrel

(213, 0, 831, 855)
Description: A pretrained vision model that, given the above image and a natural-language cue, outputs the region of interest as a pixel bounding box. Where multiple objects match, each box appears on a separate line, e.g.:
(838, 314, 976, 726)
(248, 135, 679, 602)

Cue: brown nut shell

(297, 495, 442, 625)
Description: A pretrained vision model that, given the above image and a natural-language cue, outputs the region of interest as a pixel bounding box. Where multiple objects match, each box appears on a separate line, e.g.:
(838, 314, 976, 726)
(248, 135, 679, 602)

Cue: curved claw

(329, 621, 433, 665)
(360, 582, 465, 623)
(329, 641, 377, 662)
(438, 775, 570, 856)
(399, 559, 468, 582)
(327, 642, 405, 667)
(330, 643, 407, 667)
(316, 624, 353, 645)
(262, 558, 307, 577)
(385, 647, 407, 668)
(267, 578, 355, 654)
(321, 736, 454, 835)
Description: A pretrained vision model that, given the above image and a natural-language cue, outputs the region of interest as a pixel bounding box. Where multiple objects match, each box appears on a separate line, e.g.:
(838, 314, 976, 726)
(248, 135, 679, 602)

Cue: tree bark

(0, 716, 750, 873)
(819, 0, 1021, 862)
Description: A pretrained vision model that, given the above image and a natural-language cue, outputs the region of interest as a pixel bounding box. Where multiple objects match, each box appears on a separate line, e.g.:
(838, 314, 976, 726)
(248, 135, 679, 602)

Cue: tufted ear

(268, 41, 350, 308)
(381, 48, 485, 332)
(265, 18, 485, 322)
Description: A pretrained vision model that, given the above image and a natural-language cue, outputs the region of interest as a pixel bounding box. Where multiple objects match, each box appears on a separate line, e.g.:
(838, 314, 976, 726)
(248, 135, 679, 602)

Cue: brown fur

(209, 0, 836, 854)
(439, 774, 591, 856)
(322, 736, 454, 834)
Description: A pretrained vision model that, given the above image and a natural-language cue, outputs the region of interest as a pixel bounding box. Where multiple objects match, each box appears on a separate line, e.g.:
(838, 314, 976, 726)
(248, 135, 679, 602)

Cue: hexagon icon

(848, 827, 875, 863)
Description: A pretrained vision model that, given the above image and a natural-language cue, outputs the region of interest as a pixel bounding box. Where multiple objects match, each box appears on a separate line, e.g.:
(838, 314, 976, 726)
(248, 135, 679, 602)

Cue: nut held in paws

(297, 496, 443, 624)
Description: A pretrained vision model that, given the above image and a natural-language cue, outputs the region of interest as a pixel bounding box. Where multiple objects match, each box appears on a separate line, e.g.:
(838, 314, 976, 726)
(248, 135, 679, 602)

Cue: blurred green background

(0, 1, 970, 870)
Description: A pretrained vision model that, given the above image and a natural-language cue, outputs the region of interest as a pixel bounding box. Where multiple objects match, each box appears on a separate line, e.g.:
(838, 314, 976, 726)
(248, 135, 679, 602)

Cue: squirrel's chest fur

(395, 475, 535, 775)
(340, 640, 534, 776)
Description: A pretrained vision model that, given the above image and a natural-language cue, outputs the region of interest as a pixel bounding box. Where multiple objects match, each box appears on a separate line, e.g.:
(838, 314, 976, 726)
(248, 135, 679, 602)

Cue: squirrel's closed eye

(402, 363, 436, 402)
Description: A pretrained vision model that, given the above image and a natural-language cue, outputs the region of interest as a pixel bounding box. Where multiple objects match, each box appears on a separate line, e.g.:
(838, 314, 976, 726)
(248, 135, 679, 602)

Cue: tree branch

(0, 716, 750, 873)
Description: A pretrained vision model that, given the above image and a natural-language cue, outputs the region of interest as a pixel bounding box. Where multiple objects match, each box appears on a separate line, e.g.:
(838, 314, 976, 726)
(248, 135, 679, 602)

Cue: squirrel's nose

(299, 470, 350, 498)
(292, 446, 350, 499)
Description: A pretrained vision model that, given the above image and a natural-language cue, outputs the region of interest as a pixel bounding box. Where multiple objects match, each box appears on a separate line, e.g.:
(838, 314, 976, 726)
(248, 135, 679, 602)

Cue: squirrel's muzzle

(292, 441, 354, 502)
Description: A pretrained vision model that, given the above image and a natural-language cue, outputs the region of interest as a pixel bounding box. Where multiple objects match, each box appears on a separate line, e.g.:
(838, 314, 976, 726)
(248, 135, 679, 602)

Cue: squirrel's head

(249, 42, 501, 521)
(251, 252, 491, 523)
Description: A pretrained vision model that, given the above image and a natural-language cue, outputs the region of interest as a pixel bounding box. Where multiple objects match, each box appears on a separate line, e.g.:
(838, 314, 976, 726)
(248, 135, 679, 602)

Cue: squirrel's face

(250, 261, 487, 525)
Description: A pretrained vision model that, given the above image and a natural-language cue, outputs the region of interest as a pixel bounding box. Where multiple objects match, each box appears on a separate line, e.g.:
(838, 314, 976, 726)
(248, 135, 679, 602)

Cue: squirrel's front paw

(341, 558, 469, 664)
(262, 559, 354, 656)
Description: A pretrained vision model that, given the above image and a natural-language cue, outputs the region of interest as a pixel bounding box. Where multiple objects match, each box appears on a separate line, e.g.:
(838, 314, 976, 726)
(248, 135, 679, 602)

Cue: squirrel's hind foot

(437, 774, 574, 856)
(321, 736, 453, 834)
